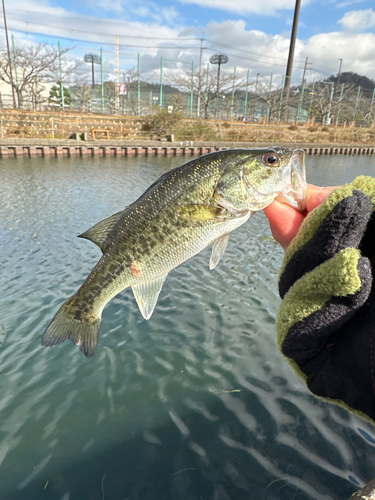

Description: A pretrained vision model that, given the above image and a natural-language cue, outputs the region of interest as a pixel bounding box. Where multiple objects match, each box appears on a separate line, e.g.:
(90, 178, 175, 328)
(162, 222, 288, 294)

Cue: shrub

(174, 120, 217, 141)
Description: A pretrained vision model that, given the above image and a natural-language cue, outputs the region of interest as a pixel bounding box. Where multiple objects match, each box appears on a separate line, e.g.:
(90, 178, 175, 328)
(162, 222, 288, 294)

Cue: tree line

(1, 42, 374, 126)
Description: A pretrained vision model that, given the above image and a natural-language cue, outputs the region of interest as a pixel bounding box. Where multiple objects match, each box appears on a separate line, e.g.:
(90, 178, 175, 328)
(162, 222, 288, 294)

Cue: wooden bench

(92, 129, 109, 140)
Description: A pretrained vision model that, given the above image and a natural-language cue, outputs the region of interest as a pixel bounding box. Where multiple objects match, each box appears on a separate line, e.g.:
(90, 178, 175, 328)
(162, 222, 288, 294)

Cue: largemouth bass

(42, 147, 306, 358)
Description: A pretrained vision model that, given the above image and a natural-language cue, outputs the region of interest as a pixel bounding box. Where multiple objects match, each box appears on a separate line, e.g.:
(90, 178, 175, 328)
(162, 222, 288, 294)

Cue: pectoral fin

(214, 195, 250, 217)
(176, 204, 227, 222)
(210, 234, 229, 270)
(131, 274, 168, 320)
(79, 210, 124, 253)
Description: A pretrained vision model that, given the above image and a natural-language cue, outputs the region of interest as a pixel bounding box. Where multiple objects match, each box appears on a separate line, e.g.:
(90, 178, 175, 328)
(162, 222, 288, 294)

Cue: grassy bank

(0, 108, 374, 146)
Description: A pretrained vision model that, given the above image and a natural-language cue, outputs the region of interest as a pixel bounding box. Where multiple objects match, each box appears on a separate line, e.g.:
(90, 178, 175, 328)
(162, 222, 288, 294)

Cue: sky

(2, 0, 375, 90)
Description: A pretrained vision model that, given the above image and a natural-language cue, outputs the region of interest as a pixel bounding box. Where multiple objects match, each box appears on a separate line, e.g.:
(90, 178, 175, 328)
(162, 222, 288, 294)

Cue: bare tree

(168, 66, 246, 119)
(251, 82, 292, 122)
(0, 43, 81, 108)
(70, 77, 92, 112)
(305, 82, 355, 125)
(121, 67, 149, 116)
(351, 89, 375, 125)
(121, 67, 138, 88)
(29, 80, 47, 111)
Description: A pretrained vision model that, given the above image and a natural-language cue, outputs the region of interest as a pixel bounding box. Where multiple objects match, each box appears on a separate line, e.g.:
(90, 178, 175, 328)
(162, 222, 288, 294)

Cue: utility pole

(297, 56, 312, 121)
(197, 35, 205, 118)
(337, 58, 343, 85)
(284, 0, 301, 117)
(2, 0, 16, 108)
(301, 57, 311, 88)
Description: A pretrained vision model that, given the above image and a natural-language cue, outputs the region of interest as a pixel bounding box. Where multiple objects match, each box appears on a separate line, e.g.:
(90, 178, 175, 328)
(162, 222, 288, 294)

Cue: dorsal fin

(78, 210, 124, 253)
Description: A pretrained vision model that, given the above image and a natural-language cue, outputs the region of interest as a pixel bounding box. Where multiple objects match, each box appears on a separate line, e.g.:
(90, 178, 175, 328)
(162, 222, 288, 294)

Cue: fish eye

(263, 153, 279, 166)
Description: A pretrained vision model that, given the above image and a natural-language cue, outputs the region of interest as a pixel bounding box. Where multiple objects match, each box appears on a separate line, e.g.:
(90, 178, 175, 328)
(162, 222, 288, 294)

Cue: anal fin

(210, 234, 229, 270)
(131, 274, 168, 320)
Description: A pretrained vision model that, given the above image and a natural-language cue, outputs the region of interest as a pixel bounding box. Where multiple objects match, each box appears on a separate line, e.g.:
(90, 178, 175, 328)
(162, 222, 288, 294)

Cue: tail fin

(41, 301, 101, 358)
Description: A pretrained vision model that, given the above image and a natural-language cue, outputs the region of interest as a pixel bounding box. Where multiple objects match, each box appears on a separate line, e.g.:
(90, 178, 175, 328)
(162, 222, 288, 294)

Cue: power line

(0, 26, 200, 50)
(3, 15, 307, 68)
(205, 46, 306, 69)
(208, 39, 306, 65)
(4, 16, 199, 41)
(0, 17, 353, 78)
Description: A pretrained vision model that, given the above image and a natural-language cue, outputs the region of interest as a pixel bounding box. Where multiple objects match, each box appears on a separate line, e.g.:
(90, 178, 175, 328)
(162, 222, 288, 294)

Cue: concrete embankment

(0, 139, 374, 157)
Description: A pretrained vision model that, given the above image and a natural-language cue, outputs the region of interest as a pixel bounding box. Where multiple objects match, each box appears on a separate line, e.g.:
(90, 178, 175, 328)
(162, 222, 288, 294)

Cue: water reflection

(0, 154, 374, 499)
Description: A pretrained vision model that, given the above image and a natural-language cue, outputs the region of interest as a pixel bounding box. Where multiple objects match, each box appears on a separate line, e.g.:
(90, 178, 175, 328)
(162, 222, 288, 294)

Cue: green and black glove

(276, 176, 375, 424)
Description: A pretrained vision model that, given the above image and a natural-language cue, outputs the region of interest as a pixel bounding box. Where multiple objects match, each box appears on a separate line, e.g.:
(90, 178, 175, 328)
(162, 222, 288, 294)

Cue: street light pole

(2, 0, 16, 108)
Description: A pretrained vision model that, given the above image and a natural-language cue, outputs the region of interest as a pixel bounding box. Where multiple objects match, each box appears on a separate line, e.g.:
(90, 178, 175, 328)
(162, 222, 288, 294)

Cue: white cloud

(4, 0, 375, 87)
(177, 0, 312, 16)
(338, 8, 375, 30)
(336, 0, 366, 8)
(304, 31, 375, 78)
(7, 0, 182, 45)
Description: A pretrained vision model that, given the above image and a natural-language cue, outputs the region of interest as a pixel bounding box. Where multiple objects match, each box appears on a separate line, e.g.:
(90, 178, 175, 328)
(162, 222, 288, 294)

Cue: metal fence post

(353, 85, 361, 123)
(137, 53, 141, 116)
(159, 56, 163, 108)
(100, 47, 104, 114)
(58, 41, 65, 110)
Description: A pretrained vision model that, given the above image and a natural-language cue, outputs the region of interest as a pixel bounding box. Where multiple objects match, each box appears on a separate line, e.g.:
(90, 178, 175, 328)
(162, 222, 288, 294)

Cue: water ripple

(0, 155, 374, 499)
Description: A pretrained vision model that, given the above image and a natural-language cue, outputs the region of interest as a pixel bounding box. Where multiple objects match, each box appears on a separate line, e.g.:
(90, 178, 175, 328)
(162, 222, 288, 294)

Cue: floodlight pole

(2, 0, 16, 109)
(209, 54, 229, 119)
(84, 54, 101, 89)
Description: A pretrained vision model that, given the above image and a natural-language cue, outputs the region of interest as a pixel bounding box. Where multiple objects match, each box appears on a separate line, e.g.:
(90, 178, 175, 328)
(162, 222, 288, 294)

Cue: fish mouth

(276, 148, 307, 211)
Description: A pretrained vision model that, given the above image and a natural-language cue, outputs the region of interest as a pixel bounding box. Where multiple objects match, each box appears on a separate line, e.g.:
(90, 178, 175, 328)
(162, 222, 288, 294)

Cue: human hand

(264, 184, 338, 249)
(273, 176, 375, 424)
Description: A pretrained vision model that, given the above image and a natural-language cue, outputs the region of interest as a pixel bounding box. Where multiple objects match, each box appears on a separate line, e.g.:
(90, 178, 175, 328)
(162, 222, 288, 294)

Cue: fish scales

(66, 155, 235, 315)
(42, 147, 306, 357)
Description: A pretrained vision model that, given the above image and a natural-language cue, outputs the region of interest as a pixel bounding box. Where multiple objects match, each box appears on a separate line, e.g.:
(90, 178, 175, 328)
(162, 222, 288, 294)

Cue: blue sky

(3, 0, 375, 88)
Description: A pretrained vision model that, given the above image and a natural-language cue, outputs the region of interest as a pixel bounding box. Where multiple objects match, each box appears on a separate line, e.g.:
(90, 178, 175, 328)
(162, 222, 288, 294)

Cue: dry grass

(0, 109, 373, 145)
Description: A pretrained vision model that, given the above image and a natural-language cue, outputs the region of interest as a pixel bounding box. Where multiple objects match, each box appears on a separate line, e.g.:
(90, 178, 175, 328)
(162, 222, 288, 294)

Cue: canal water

(0, 153, 374, 500)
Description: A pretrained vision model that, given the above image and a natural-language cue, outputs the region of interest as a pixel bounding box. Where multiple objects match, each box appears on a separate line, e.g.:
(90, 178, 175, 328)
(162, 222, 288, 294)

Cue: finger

(264, 185, 339, 249)
(263, 200, 305, 250)
(305, 185, 338, 213)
